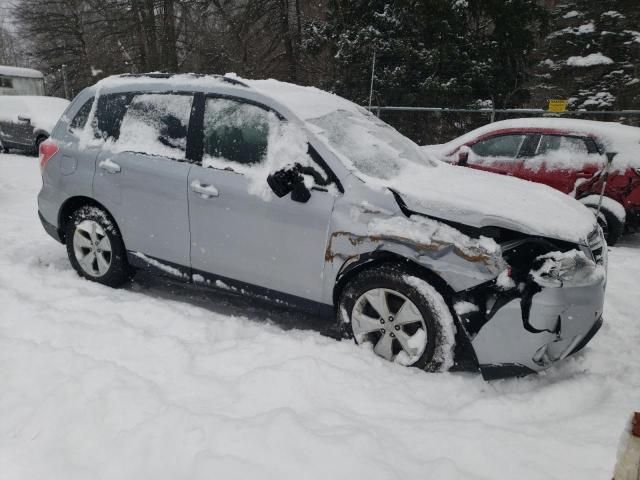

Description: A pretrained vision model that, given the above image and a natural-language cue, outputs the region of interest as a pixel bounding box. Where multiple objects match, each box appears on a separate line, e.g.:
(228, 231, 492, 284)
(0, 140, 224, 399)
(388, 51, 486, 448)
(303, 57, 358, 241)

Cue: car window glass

(69, 97, 94, 133)
(116, 93, 193, 160)
(200, 97, 333, 195)
(536, 135, 589, 155)
(201, 98, 270, 168)
(94, 93, 135, 140)
(470, 134, 526, 159)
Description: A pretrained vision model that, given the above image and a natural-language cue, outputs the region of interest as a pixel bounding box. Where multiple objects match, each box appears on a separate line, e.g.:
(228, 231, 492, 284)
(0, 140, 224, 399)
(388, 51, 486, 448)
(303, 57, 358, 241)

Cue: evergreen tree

(308, 0, 546, 108)
(529, 0, 640, 111)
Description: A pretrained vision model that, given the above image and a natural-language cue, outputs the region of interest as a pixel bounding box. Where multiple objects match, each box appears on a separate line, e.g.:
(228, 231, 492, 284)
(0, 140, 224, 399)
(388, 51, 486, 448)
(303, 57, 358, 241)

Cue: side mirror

(267, 164, 311, 203)
(17, 115, 31, 124)
(458, 146, 470, 166)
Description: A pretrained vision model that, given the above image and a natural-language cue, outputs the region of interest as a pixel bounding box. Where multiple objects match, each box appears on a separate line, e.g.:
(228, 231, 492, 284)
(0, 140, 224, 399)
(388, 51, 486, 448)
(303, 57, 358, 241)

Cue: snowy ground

(1, 152, 639, 479)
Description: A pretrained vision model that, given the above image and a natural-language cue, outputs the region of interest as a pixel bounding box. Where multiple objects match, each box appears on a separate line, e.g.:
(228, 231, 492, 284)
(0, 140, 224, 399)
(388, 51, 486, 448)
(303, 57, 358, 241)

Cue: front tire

(64, 205, 131, 287)
(338, 264, 456, 371)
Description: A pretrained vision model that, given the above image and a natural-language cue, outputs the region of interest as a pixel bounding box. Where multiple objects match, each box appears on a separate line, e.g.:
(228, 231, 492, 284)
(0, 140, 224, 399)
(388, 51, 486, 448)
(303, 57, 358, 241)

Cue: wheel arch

(332, 250, 479, 372)
(333, 251, 455, 309)
(58, 196, 119, 244)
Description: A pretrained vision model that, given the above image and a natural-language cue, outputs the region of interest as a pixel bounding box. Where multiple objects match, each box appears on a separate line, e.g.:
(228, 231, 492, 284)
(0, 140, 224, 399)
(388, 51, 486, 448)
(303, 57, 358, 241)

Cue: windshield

(307, 109, 435, 180)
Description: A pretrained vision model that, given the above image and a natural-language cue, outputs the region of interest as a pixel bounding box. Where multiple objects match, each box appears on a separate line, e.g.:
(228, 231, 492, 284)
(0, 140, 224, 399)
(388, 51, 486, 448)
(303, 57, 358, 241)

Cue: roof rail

(115, 72, 249, 87)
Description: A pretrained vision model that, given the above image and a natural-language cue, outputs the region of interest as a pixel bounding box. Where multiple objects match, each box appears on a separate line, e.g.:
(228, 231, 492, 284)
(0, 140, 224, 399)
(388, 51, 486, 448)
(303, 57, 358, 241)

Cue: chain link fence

(369, 107, 640, 146)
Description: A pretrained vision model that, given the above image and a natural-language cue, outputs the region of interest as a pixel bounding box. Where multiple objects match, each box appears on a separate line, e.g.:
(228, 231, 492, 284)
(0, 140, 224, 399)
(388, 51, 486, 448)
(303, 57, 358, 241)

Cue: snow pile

(566, 53, 614, 67)
(0, 95, 70, 133)
(1, 153, 640, 479)
(562, 10, 581, 19)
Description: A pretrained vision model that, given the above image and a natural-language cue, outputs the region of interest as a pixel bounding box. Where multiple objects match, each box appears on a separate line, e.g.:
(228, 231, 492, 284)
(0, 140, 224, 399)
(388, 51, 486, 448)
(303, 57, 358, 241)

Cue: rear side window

(115, 93, 193, 160)
(471, 134, 526, 158)
(94, 93, 135, 140)
(201, 98, 270, 168)
(69, 97, 94, 132)
(536, 135, 589, 155)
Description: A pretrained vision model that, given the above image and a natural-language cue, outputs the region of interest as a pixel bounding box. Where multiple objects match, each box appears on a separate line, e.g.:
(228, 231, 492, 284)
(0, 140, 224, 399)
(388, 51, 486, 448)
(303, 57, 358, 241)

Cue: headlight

(530, 250, 604, 288)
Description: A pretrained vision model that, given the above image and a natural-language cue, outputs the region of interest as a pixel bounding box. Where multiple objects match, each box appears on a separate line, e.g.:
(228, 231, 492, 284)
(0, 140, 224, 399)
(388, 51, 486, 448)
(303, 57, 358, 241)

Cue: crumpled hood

(385, 161, 596, 244)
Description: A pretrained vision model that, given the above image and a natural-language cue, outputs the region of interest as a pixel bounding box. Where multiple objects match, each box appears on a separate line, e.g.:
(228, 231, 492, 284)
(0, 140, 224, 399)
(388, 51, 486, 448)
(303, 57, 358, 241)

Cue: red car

(425, 118, 640, 244)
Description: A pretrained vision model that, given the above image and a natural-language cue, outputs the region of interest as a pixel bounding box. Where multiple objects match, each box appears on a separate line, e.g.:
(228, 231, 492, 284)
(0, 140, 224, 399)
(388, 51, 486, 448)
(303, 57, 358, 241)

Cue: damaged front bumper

(456, 232, 607, 380)
(469, 279, 605, 380)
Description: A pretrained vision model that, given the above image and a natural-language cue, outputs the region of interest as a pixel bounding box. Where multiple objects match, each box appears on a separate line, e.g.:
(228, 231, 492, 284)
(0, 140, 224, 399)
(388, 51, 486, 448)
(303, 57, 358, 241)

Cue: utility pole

(368, 49, 376, 110)
(61, 64, 69, 100)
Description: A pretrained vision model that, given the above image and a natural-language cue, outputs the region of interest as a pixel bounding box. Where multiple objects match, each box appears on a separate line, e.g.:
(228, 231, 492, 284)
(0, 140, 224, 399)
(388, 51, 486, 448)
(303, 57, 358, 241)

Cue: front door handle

(190, 180, 219, 198)
(98, 159, 121, 174)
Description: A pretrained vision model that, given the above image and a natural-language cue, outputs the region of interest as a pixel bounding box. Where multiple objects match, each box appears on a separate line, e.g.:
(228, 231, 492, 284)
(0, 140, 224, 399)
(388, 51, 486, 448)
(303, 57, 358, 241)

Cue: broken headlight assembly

(530, 250, 602, 288)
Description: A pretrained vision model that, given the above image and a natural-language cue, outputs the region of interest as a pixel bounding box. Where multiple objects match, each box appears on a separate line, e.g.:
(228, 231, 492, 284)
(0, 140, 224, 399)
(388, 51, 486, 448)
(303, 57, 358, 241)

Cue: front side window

(201, 98, 270, 168)
(116, 93, 193, 160)
(470, 134, 526, 159)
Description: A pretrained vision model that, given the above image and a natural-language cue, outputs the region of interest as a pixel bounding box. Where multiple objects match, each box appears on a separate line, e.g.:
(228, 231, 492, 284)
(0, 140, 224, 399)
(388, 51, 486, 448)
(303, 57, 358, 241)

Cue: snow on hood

(428, 117, 640, 170)
(385, 161, 596, 244)
(0, 96, 70, 133)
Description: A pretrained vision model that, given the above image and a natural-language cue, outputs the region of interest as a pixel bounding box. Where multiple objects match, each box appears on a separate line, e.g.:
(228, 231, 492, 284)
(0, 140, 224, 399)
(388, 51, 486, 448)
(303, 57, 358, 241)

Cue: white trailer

(0, 65, 45, 96)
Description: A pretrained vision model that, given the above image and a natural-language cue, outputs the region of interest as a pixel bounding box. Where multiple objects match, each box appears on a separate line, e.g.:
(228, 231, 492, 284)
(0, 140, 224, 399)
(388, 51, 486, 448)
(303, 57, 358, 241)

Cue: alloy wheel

(351, 288, 428, 365)
(72, 220, 112, 277)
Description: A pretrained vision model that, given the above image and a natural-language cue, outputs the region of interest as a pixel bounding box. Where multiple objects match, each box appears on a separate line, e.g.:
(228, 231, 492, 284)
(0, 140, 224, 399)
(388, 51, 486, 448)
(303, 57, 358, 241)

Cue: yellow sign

(548, 99, 568, 113)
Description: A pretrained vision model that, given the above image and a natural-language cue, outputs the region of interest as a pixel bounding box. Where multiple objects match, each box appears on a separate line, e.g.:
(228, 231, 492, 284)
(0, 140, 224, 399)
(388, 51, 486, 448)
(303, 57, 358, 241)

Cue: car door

(92, 92, 194, 270)
(0, 96, 32, 148)
(521, 134, 602, 194)
(187, 96, 337, 302)
(466, 133, 527, 177)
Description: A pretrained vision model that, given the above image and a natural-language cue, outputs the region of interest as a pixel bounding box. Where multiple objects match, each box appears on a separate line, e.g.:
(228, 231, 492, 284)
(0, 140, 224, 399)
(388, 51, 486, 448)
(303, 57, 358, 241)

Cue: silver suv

(38, 74, 606, 379)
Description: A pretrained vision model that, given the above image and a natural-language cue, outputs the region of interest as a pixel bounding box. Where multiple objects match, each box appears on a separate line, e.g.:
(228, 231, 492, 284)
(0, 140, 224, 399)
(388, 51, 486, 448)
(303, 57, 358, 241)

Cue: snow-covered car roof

(0, 96, 70, 133)
(428, 117, 640, 169)
(0, 65, 44, 79)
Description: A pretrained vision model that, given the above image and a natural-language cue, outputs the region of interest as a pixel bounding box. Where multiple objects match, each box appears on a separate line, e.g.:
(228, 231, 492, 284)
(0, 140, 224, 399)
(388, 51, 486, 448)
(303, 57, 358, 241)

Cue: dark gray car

(37, 74, 606, 379)
(0, 95, 69, 153)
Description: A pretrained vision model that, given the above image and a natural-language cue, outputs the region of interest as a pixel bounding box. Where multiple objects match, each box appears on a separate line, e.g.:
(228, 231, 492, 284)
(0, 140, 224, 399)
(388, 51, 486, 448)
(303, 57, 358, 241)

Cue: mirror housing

(267, 164, 311, 203)
(458, 146, 470, 166)
(17, 115, 31, 124)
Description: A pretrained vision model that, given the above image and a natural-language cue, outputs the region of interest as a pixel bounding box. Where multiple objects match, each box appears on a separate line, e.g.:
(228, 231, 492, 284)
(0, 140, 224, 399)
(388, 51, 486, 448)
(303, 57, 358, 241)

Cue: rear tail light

(39, 140, 59, 173)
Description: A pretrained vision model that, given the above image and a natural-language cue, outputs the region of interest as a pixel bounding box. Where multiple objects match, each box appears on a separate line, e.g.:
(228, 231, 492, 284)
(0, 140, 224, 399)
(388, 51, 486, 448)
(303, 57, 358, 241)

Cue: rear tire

(338, 264, 455, 372)
(64, 205, 131, 287)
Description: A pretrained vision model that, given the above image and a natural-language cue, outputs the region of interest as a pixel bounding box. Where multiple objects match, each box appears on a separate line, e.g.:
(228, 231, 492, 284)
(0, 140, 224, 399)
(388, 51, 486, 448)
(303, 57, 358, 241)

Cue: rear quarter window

(69, 97, 94, 133)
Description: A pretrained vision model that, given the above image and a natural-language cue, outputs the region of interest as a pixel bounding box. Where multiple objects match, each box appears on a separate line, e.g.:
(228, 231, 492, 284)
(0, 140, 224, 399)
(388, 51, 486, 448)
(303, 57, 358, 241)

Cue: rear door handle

(98, 159, 121, 174)
(190, 180, 219, 198)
